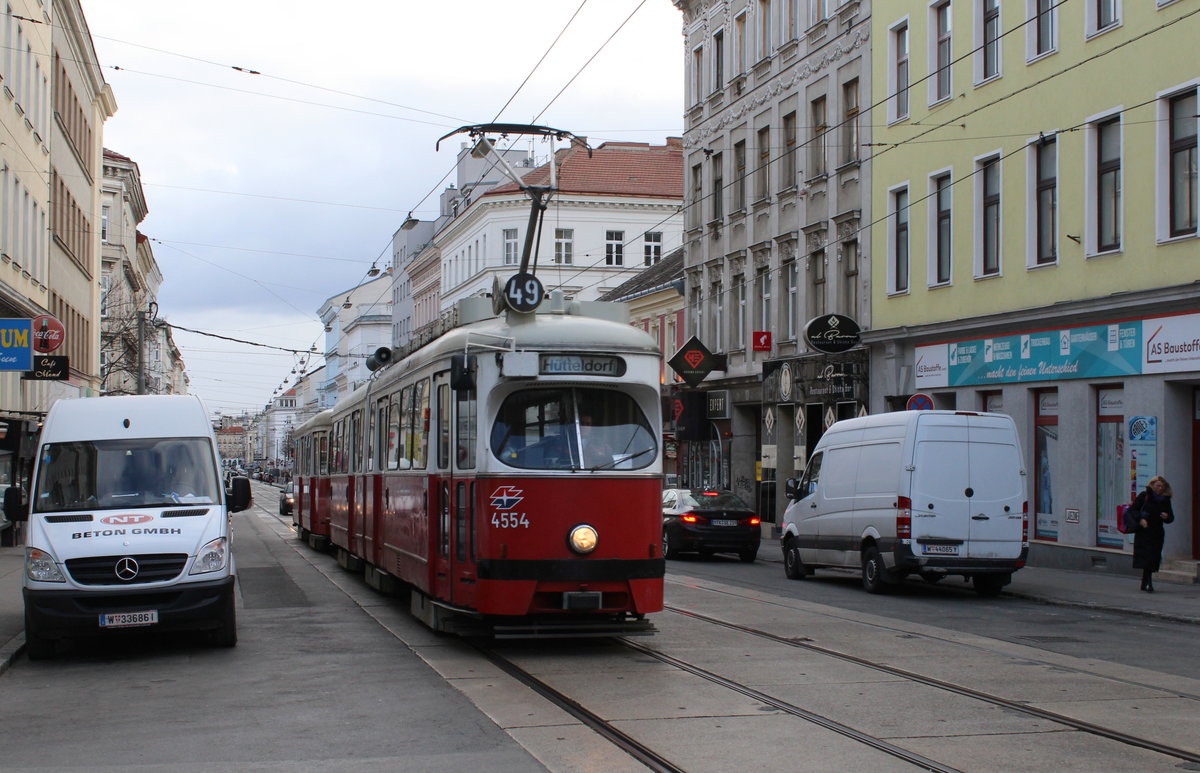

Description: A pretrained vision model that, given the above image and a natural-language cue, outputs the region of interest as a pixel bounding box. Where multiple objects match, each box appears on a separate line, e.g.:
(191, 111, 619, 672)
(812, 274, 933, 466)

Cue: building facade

(866, 1, 1199, 570)
(674, 0, 873, 523)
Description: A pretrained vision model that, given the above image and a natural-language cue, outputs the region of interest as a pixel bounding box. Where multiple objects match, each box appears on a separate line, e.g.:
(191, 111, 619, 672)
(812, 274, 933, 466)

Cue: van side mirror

(227, 476, 252, 513)
(3, 487, 28, 522)
(784, 478, 799, 501)
(450, 354, 476, 391)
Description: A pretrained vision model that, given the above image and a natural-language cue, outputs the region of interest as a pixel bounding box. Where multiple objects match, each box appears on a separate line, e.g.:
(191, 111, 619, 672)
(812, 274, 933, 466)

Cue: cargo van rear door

(909, 415, 971, 560)
(964, 415, 1025, 559)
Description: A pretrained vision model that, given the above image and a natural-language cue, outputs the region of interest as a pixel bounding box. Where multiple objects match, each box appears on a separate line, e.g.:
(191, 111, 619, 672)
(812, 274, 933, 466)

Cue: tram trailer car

(292, 409, 334, 550)
(301, 294, 665, 637)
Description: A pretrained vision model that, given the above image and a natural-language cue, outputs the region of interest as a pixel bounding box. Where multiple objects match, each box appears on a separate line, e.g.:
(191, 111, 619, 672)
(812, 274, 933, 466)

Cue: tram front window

(491, 388, 656, 470)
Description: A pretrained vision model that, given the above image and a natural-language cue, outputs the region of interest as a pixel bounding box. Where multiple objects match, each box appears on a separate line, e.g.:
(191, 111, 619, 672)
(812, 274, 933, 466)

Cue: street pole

(137, 310, 146, 395)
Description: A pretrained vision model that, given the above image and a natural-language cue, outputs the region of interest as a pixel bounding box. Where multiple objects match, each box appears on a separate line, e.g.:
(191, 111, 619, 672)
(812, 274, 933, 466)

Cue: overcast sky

(80, 0, 685, 417)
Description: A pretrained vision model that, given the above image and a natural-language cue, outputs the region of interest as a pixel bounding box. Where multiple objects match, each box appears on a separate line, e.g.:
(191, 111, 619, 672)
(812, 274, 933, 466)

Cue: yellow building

(867, 2, 1199, 573)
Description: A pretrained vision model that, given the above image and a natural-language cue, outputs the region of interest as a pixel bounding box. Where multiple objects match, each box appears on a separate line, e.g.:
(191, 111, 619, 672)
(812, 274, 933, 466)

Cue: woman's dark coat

(1131, 486, 1174, 572)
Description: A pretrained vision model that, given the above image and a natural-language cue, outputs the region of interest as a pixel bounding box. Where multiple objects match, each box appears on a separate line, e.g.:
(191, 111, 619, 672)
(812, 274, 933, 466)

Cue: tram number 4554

(492, 512, 531, 528)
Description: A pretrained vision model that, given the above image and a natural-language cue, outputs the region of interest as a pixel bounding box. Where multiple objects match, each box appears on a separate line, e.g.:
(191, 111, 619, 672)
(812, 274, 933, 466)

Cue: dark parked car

(662, 488, 760, 562)
(279, 482, 295, 516)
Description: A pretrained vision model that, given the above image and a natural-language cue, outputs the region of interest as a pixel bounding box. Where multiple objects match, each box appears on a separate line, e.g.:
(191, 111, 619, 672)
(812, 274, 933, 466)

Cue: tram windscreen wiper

(588, 447, 654, 471)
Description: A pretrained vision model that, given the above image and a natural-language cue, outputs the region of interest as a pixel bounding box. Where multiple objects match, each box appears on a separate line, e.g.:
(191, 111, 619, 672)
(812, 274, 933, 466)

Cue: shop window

(1096, 387, 1124, 548)
(1033, 389, 1059, 541)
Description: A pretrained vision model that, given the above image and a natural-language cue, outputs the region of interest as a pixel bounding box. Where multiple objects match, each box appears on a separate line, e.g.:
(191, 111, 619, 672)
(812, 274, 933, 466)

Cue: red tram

(291, 294, 664, 636)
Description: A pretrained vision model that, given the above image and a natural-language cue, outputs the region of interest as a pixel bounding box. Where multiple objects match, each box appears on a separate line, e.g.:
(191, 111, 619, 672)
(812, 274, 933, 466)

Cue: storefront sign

(706, 390, 729, 419)
(752, 331, 772, 352)
(0, 319, 32, 371)
(1129, 416, 1157, 494)
(23, 355, 69, 380)
(805, 314, 861, 354)
(31, 314, 65, 353)
(668, 336, 718, 387)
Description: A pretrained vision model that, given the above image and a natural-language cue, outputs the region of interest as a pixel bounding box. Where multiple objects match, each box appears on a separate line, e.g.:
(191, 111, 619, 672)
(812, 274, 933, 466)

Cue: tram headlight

(568, 524, 599, 555)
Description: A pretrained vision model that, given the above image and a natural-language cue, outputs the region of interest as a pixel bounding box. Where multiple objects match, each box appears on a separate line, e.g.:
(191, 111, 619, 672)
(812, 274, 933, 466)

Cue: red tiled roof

(484, 138, 683, 199)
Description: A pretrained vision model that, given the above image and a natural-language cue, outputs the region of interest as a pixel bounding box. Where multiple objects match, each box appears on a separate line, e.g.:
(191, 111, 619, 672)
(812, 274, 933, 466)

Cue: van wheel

(738, 548, 757, 563)
(209, 588, 238, 648)
(783, 541, 808, 580)
(662, 529, 679, 559)
(861, 546, 890, 594)
(24, 611, 56, 660)
(973, 574, 1007, 597)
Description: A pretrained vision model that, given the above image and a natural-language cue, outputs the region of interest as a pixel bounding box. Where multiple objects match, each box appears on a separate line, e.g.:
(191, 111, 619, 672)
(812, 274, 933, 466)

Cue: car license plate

(99, 610, 158, 628)
(923, 544, 959, 555)
(711, 519, 737, 527)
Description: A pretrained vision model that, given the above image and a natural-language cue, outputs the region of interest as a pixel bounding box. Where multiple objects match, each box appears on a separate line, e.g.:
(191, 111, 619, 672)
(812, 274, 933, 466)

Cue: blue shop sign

(0, 319, 33, 371)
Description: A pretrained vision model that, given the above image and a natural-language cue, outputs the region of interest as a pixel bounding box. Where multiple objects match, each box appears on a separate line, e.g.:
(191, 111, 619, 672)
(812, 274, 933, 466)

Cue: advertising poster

(0, 319, 33, 371)
(1128, 416, 1158, 495)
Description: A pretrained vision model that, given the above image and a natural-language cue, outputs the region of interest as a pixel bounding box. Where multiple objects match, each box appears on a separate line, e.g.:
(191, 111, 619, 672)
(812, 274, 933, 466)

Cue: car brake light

(681, 514, 699, 523)
(749, 517, 760, 526)
(896, 495, 912, 539)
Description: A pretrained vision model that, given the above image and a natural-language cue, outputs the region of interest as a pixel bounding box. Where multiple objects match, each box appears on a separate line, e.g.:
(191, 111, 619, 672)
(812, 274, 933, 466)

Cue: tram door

(448, 373, 478, 609)
(430, 375, 452, 604)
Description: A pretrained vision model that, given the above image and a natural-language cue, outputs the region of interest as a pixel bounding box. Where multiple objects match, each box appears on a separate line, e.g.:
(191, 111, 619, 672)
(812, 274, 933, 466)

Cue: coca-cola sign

(31, 314, 65, 354)
(804, 314, 861, 354)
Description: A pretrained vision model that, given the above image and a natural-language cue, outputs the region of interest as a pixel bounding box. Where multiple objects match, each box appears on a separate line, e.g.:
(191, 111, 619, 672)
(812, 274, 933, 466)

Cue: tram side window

(413, 378, 430, 469)
(349, 410, 363, 473)
(386, 390, 402, 470)
(318, 432, 329, 476)
(331, 420, 345, 474)
(397, 385, 414, 469)
(437, 383, 450, 469)
(456, 384, 477, 469)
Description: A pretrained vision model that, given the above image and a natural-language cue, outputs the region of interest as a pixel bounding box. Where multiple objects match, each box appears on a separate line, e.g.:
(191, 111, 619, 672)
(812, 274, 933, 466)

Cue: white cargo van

(5, 395, 252, 658)
(781, 410, 1027, 595)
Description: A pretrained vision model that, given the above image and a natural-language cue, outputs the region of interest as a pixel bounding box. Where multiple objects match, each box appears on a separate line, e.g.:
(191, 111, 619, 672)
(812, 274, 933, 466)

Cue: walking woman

(1132, 476, 1174, 592)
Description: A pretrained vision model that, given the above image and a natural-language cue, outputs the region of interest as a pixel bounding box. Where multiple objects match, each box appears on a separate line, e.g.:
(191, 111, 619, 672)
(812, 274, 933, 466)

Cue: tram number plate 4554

(99, 610, 158, 628)
(491, 513, 531, 528)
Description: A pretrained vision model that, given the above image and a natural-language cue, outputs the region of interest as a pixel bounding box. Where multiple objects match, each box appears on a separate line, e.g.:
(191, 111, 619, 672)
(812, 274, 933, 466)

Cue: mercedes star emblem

(114, 557, 140, 582)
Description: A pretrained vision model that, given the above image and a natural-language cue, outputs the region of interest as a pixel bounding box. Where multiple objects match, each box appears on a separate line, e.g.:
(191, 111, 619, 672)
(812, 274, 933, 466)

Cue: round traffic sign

(906, 393, 934, 411)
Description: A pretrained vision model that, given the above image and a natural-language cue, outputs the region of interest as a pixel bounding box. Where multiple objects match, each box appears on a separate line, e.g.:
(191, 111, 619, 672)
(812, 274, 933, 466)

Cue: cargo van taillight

(1021, 501, 1029, 545)
(896, 496, 912, 539)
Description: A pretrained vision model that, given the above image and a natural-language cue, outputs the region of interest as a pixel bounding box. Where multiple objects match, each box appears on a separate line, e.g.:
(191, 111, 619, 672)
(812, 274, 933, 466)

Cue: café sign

(805, 314, 861, 354)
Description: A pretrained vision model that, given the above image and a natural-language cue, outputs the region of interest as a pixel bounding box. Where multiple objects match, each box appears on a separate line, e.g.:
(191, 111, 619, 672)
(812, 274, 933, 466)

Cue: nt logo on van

(101, 514, 154, 525)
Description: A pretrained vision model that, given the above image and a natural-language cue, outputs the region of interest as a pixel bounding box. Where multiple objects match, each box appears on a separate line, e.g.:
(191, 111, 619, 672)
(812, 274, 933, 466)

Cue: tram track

(658, 603, 1200, 766)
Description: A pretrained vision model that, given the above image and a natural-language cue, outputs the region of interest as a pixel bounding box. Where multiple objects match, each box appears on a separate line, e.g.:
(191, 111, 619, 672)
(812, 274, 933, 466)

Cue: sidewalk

(1, 543, 1196, 673)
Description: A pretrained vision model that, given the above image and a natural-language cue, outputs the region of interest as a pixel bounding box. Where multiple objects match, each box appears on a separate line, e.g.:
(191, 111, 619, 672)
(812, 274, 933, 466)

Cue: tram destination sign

(539, 354, 626, 377)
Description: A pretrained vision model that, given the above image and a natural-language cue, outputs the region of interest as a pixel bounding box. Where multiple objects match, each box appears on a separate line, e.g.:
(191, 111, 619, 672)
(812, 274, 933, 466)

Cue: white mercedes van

(8, 395, 252, 658)
(781, 410, 1028, 595)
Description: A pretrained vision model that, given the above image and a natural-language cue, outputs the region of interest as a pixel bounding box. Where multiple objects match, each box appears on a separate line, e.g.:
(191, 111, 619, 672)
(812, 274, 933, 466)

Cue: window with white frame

(979, 155, 1002, 275)
(757, 267, 772, 331)
(756, 126, 771, 200)
(891, 186, 910, 293)
(734, 141, 747, 211)
(841, 239, 859, 317)
(644, 232, 663, 265)
(1095, 116, 1122, 252)
(734, 275, 746, 348)
(1087, 0, 1120, 37)
(1168, 89, 1198, 238)
(605, 230, 625, 265)
(843, 79, 860, 165)
(1035, 137, 1058, 264)
(713, 30, 725, 88)
(810, 0, 828, 26)
(932, 172, 953, 284)
(1027, 0, 1056, 59)
(690, 163, 703, 229)
(810, 96, 827, 177)
(782, 112, 797, 187)
(691, 45, 704, 104)
(785, 260, 798, 339)
(101, 205, 110, 242)
(736, 13, 748, 74)
(809, 250, 826, 318)
(759, 0, 772, 60)
(979, 0, 1000, 81)
(691, 286, 704, 336)
(711, 281, 724, 350)
(891, 21, 910, 122)
(554, 228, 573, 264)
(503, 228, 519, 265)
(931, 1, 952, 103)
(712, 153, 725, 220)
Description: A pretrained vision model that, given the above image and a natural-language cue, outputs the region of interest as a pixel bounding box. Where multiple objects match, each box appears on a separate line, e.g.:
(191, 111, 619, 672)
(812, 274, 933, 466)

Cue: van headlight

(26, 547, 66, 583)
(568, 524, 598, 555)
(189, 537, 229, 575)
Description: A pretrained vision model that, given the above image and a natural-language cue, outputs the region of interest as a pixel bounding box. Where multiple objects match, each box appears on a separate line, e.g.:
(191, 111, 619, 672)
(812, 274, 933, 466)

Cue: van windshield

(34, 438, 221, 513)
